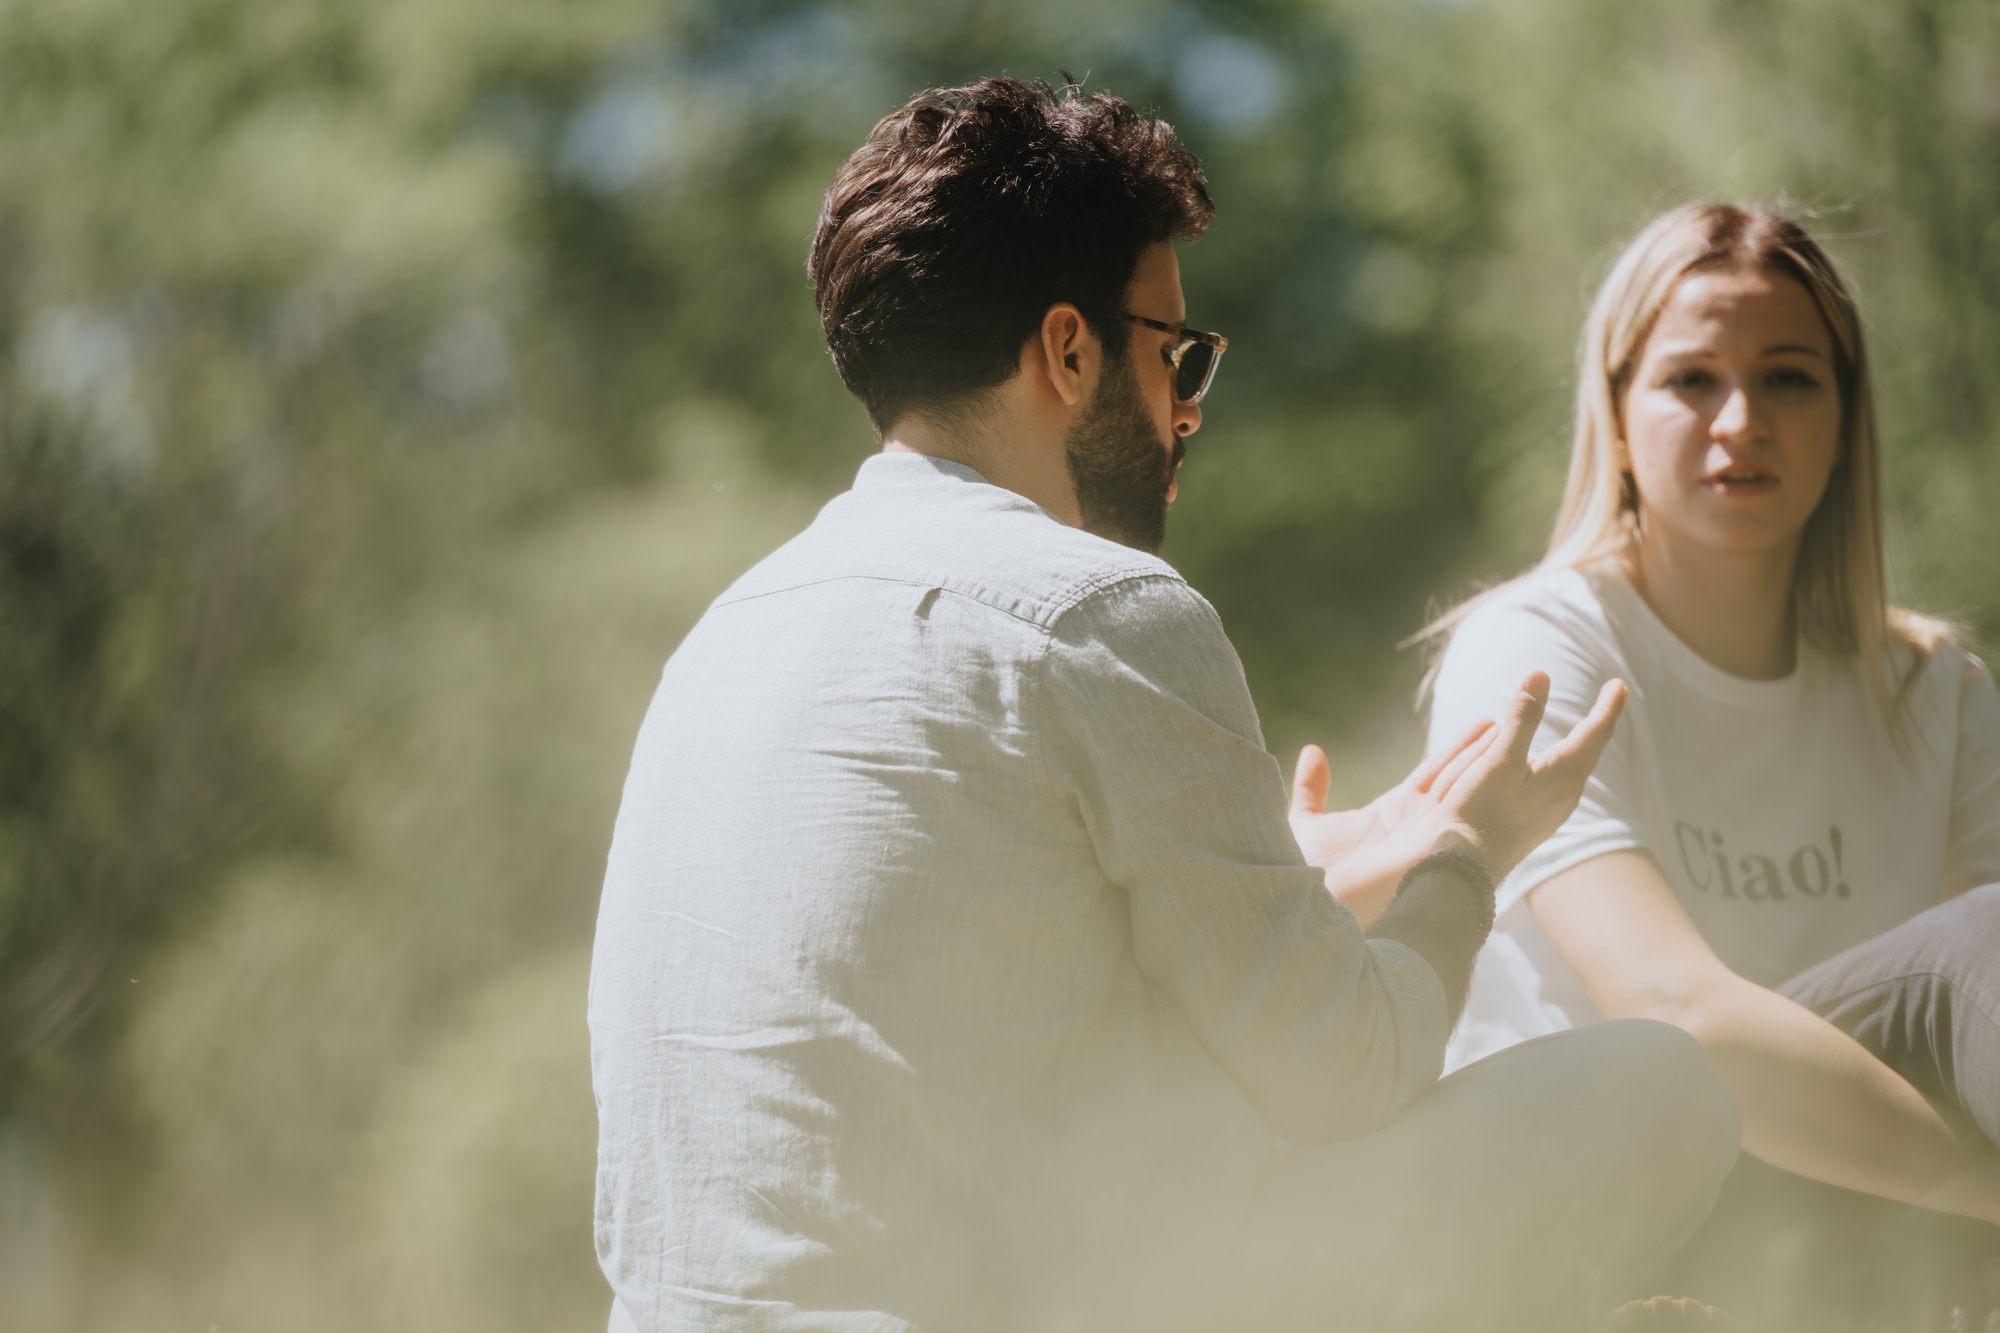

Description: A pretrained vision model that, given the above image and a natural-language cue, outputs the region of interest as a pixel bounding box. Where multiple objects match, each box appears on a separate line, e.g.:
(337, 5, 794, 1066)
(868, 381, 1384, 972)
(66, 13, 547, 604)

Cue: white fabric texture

(1428, 561, 2000, 1072)
(589, 452, 1449, 1333)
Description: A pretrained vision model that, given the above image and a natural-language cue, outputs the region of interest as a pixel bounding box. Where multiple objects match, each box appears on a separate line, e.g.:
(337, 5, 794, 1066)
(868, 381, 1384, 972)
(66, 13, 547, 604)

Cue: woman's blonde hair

(1421, 202, 1953, 730)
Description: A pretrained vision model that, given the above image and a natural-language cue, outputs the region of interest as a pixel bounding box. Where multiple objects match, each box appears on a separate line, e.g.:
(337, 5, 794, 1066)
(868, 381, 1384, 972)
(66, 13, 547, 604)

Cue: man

(590, 78, 1740, 1332)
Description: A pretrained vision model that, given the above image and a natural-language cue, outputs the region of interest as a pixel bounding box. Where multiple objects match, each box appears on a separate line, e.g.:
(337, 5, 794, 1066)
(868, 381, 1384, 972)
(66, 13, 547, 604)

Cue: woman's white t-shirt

(1428, 562, 2000, 1073)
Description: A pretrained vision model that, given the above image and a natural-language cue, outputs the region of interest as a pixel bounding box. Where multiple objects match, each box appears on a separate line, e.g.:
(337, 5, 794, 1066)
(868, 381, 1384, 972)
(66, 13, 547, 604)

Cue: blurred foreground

(3, 0, 1998, 1328)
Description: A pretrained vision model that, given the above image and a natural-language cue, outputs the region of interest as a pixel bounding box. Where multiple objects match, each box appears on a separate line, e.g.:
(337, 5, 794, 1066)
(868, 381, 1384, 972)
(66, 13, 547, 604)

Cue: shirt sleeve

(1040, 574, 1448, 1146)
(1428, 590, 1649, 915)
(1946, 649, 2000, 885)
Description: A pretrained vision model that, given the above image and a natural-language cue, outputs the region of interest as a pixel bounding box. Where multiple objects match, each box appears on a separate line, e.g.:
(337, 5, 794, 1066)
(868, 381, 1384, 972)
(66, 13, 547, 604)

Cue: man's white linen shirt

(589, 453, 1449, 1333)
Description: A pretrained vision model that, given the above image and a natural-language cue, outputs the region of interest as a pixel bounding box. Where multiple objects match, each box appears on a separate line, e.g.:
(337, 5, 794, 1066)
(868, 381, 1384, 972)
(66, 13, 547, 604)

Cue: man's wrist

(1431, 824, 1514, 885)
(1394, 837, 1497, 939)
(1367, 836, 1498, 1023)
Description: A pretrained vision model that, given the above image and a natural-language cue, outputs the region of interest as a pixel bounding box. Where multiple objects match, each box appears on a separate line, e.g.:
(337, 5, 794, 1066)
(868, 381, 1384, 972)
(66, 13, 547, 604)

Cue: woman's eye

(1666, 369, 1712, 390)
(1768, 367, 1820, 390)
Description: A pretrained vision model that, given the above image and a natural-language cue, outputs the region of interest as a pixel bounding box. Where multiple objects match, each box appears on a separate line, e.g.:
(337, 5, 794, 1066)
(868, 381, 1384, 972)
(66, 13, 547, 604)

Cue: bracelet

(1395, 848, 1497, 938)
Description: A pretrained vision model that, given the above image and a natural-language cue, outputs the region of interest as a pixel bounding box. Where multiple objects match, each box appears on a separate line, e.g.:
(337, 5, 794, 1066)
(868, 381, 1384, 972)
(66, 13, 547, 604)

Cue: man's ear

(1035, 302, 1096, 409)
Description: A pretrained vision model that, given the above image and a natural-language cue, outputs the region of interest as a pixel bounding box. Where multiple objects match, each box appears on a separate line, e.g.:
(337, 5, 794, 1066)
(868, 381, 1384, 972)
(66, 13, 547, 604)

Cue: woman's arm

(1533, 849, 2000, 1223)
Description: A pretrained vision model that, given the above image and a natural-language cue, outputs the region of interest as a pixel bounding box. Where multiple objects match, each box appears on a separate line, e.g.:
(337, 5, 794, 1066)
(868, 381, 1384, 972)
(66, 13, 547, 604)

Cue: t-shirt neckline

(1590, 561, 1807, 709)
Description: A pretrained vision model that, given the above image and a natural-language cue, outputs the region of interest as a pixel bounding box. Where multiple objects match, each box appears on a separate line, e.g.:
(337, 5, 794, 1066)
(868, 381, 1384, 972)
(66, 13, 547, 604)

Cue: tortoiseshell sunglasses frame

(1108, 313, 1229, 405)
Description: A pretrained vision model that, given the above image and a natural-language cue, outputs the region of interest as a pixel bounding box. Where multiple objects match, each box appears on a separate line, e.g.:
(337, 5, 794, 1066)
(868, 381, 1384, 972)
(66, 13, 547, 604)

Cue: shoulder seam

(1043, 567, 1192, 634)
(711, 573, 1046, 627)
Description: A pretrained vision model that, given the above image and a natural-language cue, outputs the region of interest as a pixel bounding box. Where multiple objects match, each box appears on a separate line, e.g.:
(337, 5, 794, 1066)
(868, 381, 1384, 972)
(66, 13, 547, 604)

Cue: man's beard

(1064, 350, 1185, 554)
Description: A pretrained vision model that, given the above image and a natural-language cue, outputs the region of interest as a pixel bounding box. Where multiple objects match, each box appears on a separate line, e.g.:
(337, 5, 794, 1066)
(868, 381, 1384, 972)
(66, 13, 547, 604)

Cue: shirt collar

(852, 450, 989, 490)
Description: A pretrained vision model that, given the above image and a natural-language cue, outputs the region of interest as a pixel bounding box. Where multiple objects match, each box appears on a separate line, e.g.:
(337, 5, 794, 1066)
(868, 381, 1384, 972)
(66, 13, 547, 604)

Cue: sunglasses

(1109, 313, 1229, 405)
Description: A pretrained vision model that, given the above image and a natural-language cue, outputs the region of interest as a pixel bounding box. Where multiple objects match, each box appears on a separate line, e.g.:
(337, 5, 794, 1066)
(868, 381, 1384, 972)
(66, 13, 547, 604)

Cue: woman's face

(1619, 264, 1843, 564)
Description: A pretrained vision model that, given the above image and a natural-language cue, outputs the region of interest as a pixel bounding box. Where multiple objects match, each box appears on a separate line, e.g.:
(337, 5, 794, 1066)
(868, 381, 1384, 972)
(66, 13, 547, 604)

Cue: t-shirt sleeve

(1041, 574, 1448, 1146)
(1946, 650, 2000, 885)
(1428, 588, 1649, 915)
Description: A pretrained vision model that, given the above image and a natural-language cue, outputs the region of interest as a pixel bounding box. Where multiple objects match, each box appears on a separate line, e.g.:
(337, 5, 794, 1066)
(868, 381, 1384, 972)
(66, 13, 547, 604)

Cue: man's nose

(1173, 400, 1202, 438)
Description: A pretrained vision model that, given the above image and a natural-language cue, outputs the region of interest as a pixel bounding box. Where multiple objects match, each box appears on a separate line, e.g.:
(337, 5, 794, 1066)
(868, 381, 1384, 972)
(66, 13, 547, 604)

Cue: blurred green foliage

(2, 0, 1996, 1327)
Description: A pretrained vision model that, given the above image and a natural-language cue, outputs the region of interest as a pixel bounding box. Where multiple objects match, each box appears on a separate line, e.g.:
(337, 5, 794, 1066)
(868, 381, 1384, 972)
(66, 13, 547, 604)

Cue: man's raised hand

(1434, 671, 1627, 883)
(1285, 675, 1620, 922)
(1289, 721, 1497, 871)
(1288, 720, 1498, 924)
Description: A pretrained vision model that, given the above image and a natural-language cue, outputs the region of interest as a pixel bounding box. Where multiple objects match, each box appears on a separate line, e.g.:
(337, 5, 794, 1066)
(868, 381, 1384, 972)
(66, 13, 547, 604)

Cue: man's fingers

(1586, 676, 1628, 733)
(1532, 678, 1627, 779)
(1409, 719, 1494, 794)
(1431, 726, 1499, 801)
(1494, 671, 1552, 770)
(1291, 744, 1332, 817)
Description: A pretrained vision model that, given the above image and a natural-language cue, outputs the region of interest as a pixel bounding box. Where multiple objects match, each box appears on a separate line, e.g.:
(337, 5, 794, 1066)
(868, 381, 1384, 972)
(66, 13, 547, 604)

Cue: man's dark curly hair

(809, 77, 1214, 432)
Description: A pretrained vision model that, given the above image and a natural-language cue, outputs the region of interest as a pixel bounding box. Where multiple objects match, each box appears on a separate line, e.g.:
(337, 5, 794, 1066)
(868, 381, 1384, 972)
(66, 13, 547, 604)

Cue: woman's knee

(1890, 883, 2000, 984)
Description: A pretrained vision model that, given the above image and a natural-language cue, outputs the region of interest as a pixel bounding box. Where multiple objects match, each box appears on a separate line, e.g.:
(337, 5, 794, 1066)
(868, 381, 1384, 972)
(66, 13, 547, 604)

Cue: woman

(1415, 203, 2000, 1322)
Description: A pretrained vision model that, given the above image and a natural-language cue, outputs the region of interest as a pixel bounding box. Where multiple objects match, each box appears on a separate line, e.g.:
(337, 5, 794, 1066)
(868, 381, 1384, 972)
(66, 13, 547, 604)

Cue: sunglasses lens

(1175, 342, 1215, 403)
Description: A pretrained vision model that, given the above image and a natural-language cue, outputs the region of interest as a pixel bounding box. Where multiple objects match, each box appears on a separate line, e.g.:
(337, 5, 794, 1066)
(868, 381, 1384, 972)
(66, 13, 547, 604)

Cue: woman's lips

(1702, 467, 1778, 495)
